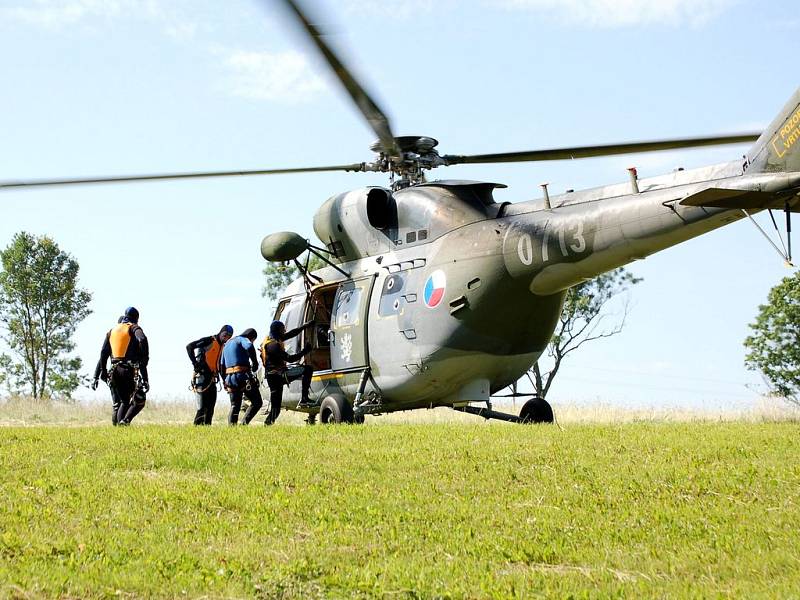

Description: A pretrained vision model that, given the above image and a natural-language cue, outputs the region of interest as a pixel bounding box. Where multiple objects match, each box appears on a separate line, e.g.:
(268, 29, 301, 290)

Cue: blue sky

(0, 0, 798, 408)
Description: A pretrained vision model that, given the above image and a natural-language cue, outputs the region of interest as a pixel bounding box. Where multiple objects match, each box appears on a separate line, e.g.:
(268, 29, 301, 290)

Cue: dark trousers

(226, 372, 262, 425)
(193, 384, 217, 425)
(109, 363, 146, 426)
(266, 365, 313, 425)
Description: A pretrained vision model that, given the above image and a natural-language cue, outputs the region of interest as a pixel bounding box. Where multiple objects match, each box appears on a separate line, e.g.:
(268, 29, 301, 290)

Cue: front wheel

(319, 396, 354, 424)
(519, 397, 554, 424)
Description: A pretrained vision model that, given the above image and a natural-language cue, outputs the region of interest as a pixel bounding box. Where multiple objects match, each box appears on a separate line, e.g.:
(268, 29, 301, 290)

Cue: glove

(91, 378, 99, 391)
(141, 380, 150, 393)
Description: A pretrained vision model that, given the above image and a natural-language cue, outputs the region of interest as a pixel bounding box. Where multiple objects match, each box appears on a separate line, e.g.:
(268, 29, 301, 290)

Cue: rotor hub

(364, 136, 447, 190)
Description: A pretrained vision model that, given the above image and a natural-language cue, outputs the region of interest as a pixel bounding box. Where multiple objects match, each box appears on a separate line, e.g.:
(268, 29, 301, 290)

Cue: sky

(0, 0, 798, 409)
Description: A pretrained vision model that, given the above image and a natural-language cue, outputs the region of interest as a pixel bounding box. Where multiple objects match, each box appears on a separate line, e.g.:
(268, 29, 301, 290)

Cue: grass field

(1, 417, 799, 598)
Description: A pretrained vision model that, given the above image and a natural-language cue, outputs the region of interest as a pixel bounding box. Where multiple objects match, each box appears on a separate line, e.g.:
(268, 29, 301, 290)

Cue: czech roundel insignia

(423, 270, 446, 308)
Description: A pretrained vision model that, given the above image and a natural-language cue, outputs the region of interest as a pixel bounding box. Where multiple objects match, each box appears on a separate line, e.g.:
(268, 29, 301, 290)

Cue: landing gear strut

(453, 397, 554, 424)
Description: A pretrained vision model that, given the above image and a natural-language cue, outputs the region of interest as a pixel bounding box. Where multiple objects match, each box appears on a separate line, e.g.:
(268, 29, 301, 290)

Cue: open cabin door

(330, 276, 375, 371)
(272, 294, 306, 356)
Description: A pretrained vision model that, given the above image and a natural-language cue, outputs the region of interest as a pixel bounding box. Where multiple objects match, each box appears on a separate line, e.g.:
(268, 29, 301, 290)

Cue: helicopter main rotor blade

(0, 163, 365, 190)
(274, 0, 401, 159)
(442, 132, 761, 165)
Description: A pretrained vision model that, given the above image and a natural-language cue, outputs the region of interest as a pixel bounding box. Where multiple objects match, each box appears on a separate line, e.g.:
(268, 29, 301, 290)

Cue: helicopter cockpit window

(334, 285, 362, 328)
(280, 295, 305, 355)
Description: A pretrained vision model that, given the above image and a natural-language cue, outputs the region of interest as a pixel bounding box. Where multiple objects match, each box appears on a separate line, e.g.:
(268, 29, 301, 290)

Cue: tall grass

(1, 423, 799, 597)
(1, 394, 798, 427)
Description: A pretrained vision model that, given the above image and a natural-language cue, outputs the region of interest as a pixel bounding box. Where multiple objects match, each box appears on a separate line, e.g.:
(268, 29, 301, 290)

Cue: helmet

(124, 307, 139, 323)
(270, 320, 286, 339)
(241, 327, 258, 341)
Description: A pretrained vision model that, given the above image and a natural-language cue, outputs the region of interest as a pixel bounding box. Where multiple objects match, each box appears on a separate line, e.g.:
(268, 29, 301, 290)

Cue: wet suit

(186, 332, 226, 425)
(220, 332, 262, 425)
(94, 319, 149, 426)
(261, 321, 314, 425)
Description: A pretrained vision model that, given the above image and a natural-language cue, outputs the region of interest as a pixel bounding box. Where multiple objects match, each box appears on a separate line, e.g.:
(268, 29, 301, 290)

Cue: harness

(108, 361, 142, 400)
(190, 371, 218, 394)
(223, 366, 258, 393)
(261, 336, 287, 375)
(190, 337, 223, 394)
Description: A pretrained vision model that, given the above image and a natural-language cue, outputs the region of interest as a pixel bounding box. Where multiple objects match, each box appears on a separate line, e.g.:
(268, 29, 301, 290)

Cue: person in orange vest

(185, 324, 233, 425)
(92, 306, 150, 426)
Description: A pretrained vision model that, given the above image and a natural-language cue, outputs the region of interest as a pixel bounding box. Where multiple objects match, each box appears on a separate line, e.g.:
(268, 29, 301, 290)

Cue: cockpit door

(329, 276, 375, 371)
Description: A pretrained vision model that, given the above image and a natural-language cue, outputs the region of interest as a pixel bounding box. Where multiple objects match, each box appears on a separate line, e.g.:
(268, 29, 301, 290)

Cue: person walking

(92, 307, 150, 426)
(186, 324, 233, 425)
(219, 328, 262, 425)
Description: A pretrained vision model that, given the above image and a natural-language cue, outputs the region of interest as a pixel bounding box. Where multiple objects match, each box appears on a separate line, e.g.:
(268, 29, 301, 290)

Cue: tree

(744, 271, 800, 405)
(530, 267, 642, 399)
(262, 254, 326, 301)
(0, 232, 92, 400)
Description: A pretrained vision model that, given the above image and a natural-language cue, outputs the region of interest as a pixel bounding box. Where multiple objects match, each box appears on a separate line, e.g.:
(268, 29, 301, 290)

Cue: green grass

(1, 423, 799, 598)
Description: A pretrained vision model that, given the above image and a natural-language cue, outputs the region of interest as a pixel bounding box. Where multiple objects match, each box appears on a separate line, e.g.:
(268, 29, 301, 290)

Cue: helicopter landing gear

(305, 413, 317, 425)
(319, 395, 355, 424)
(519, 397, 554, 424)
(453, 397, 555, 424)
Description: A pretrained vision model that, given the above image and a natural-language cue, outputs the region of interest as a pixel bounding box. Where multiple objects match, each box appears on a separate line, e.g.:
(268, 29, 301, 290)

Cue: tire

(319, 395, 354, 424)
(519, 397, 554, 424)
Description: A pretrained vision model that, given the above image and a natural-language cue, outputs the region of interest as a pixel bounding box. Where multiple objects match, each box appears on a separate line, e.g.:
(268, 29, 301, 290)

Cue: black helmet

(124, 306, 139, 323)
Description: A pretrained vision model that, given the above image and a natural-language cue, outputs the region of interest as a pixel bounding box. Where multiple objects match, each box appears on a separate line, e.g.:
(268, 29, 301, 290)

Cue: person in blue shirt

(219, 327, 262, 425)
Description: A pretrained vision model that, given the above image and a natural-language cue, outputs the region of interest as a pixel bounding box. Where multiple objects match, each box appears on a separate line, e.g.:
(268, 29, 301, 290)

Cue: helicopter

(2, 0, 798, 424)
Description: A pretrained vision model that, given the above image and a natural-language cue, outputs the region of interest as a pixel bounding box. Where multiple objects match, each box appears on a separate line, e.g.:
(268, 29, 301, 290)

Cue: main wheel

(519, 397, 554, 424)
(319, 395, 354, 424)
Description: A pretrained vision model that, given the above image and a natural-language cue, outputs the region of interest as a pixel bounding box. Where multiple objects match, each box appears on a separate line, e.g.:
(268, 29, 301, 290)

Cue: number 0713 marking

(516, 222, 586, 266)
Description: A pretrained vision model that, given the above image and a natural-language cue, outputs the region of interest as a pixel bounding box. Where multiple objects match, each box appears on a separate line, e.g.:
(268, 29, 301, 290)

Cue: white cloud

(2, 0, 199, 39)
(3, 0, 127, 28)
(492, 0, 737, 28)
(341, 0, 444, 18)
(221, 49, 327, 102)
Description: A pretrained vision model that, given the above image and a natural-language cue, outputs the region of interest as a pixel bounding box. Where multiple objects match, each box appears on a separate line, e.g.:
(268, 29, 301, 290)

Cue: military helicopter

(2, 0, 798, 424)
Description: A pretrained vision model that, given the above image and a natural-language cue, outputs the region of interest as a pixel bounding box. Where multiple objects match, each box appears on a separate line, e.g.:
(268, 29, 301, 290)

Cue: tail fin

(748, 87, 800, 173)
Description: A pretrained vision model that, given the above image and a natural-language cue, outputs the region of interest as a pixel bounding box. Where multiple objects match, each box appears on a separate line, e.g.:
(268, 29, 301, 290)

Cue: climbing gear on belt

(190, 370, 216, 393)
